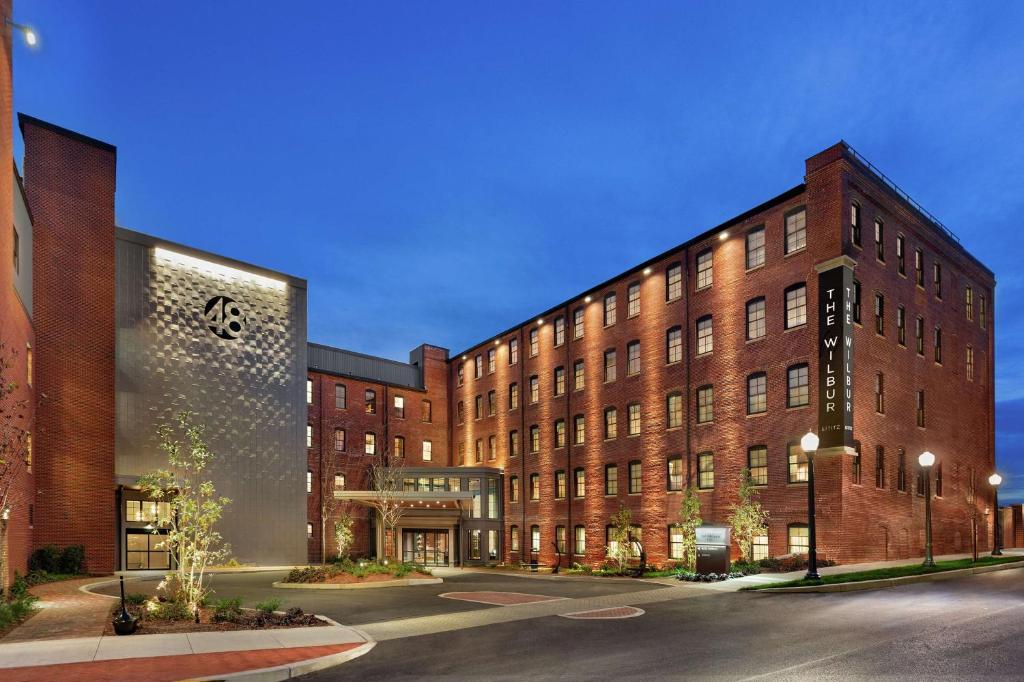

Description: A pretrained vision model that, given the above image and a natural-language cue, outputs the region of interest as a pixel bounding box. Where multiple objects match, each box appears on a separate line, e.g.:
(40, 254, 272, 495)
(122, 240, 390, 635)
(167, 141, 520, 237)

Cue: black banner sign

(817, 264, 855, 450)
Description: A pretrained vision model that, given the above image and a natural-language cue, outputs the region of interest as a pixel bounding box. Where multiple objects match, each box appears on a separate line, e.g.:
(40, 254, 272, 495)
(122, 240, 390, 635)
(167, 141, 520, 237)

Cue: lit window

(788, 524, 809, 554)
(627, 282, 641, 317)
(573, 415, 585, 445)
(509, 430, 519, 456)
(966, 345, 974, 382)
(423, 440, 432, 461)
(666, 263, 682, 301)
(604, 293, 617, 326)
(667, 457, 683, 491)
(555, 471, 566, 499)
(897, 306, 906, 346)
(627, 341, 641, 375)
(666, 326, 683, 364)
(746, 298, 766, 340)
(306, 424, 312, 448)
(605, 464, 618, 495)
(529, 328, 539, 356)
(666, 392, 683, 428)
(487, 348, 496, 373)
(509, 338, 519, 364)
(933, 262, 942, 299)
(488, 390, 496, 416)
(748, 446, 768, 485)
(509, 382, 519, 410)
(306, 379, 313, 404)
(788, 443, 807, 483)
(897, 234, 905, 275)
(307, 522, 313, 539)
(696, 385, 713, 424)
(574, 525, 586, 555)
(697, 452, 714, 489)
(696, 316, 713, 356)
(785, 284, 807, 329)
(394, 395, 405, 419)
(530, 474, 540, 501)
(784, 208, 806, 254)
(604, 407, 617, 439)
(529, 375, 539, 403)
(746, 227, 765, 269)
(474, 355, 483, 378)
(510, 476, 519, 502)
(627, 403, 641, 436)
(787, 364, 809, 408)
(573, 307, 585, 339)
(335, 473, 345, 490)
(604, 349, 617, 382)
(554, 419, 566, 448)
(511, 525, 520, 551)
(628, 461, 642, 494)
(531, 526, 541, 553)
(965, 286, 974, 321)
(334, 428, 345, 451)
(874, 219, 884, 261)
(850, 203, 861, 246)
(554, 366, 565, 396)
(394, 436, 405, 458)
(696, 249, 713, 290)
(574, 468, 586, 497)
(365, 389, 376, 414)
(573, 360, 585, 391)
(555, 525, 566, 554)
(669, 526, 684, 560)
(752, 534, 769, 561)
(915, 248, 924, 287)
(874, 293, 884, 336)
(747, 372, 767, 414)
(554, 316, 566, 346)
(26, 345, 32, 388)
(307, 470, 313, 493)
(529, 425, 540, 453)
(365, 432, 376, 455)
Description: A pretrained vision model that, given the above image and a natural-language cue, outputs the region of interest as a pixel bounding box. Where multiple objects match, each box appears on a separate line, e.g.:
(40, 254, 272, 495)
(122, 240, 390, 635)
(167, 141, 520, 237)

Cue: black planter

(112, 612, 138, 636)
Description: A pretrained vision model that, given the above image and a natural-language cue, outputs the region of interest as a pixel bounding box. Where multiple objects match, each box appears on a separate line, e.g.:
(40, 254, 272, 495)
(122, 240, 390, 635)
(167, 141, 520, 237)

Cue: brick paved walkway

(2, 577, 115, 643)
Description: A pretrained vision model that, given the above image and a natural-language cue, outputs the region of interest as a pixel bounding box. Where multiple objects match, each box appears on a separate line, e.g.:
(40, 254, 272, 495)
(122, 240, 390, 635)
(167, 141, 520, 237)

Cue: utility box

(695, 525, 731, 574)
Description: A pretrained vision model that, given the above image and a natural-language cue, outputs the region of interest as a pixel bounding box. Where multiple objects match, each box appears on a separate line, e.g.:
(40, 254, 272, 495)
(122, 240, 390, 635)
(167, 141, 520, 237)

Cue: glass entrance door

(402, 529, 449, 566)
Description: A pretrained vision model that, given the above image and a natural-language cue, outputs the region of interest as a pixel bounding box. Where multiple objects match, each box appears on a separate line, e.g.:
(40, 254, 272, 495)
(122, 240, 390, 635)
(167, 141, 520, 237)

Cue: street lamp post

(919, 451, 935, 567)
(800, 431, 820, 581)
(989, 473, 1003, 556)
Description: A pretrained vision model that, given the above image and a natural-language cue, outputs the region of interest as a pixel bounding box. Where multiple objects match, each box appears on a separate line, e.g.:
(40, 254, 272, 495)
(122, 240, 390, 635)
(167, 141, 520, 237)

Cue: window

(669, 526, 684, 560)
(457, 364, 464, 386)
(787, 364, 809, 408)
(394, 395, 405, 418)
(697, 385, 713, 424)
(917, 390, 925, 427)
(666, 263, 683, 301)
(746, 227, 765, 269)
(573, 307, 585, 339)
(897, 449, 907, 492)
(752, 534, 769, 562)
(875, 373, 885, 413)
(934, 327, 942, 364)
(852, 443, 862, 484)
(422, 439, 433, 461)
(696, 249, 713, 289)
(604, 349, 617, 382)
(980, 294, 987, 330)
(306, 379, 313, 404)
(475, 439, 483, 463)
(474, 395, 482, 419)
(365, 432, 376, 455)
(554, 366, 565, 396)
(334, 428, 346, 451)
(604, 293, 617, 326)
(487, 348, 496, 373)
(509, 382, 519, 410)
(306, 424, 312, 448)
(604, 407, 618, 439)
(487, 390, 496, 416)
(488, 435, 496, 461)
(936, 463, 943, 497)
(469, 529, 481, 558)
(474, 354, 483, 378)
(12, 226, 19, 273)
(529, 425, 540, 453)
(916, 317, 925, 355)
(529, 328, 539, 357)
(458, 442, 465, 465)
(394, 436, 405, 458)
(457, 401, 465, 424)
(696, 316, 713, 355)
(666, 326, 683, 364)
(666, 392, 683, 428)
(509, 337, 518, 364)
(574, 360, 585, 391)
(875, 446, 886, 488)
(509, 430, 520, 457)
(897, 234, 906, 275)
(874, 293, 884, 336)
(788, 524, 809, 554)
(529, 375, 539, 403)
(509, 475, 520, 503)
(530, 474, 540, 501)
(966, 345, 975, 382)
(749, 446, 768, 485)
(784, 208, 807, 254)
(511, 525, 520, 551)
(933, 262, 942, 299)
(853, 280, 862, 324)
(554, 419, 566, 448)
(574, 468, 586, 497)
(965, 286, 974, 321)
(307, 522, 313, 539)
(850, 203, 861, 246)
(667, 456, 683, 491)
(627, 282, 641, 317)
(788, 443, 808, 483)
(489, 529, 499, 561)
(626, 341, 641, 376)
(785, 284, 807, 329)
(531, 526, 541, 553)
(915, 248, 924, 287)
(555, 525, 567, 554)
(897, 305, 906, 346)
(574, 525, 586, 555)
(26, 345, 32, 388)
(573, 415, 585, 445)
(747, 372, 767, 414)
(605, 465, 618, 496)
(554, 316, 566, 346)
(874, 219, 884, 261)
(365, 389, 376, 413)
(746, 298, 766, 340)
(306, 470, 312, 493)
(422, 400, 432, 422)
(555, 470, 566, 499)
(627, 402, 641, 436)
(697, 452, 714, 489)
(628, 461, 642, 494)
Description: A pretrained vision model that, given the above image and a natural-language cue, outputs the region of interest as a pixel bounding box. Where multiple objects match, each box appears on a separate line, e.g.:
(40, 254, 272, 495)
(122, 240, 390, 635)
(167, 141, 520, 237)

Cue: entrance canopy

(334, 490, 473, 513)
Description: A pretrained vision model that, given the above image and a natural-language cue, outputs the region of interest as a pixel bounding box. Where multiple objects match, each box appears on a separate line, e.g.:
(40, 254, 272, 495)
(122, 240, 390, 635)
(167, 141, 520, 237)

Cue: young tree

(0, 343, 31, 596)
(965, 468, 980, 563)
(606, 506, 633, 574)
(368, 448, 407, 560)
(728, 470, 769, 563)
(139, 411, 231, 622)
(318, 442, 352, 564)
(677, 484, 703, 571)
(334, 511, 355, 560)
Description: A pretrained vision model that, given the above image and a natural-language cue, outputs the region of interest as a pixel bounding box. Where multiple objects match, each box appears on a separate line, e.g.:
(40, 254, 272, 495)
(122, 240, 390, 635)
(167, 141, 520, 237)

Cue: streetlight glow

(800, 431, 819, 454)
(989, 473, 1002, 487)
(23, 27, 37, 46)
(918, 451, 936, 468)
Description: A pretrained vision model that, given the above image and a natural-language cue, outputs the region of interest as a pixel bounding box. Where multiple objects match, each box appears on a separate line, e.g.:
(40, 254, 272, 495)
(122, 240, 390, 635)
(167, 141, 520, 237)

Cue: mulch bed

(318, 571, 433, 585)
(103, 603, 327, 636)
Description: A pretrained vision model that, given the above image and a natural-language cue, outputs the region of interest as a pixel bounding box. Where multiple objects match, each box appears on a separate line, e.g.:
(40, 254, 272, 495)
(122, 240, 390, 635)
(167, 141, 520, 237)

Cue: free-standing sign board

(695, 525, 731, 574)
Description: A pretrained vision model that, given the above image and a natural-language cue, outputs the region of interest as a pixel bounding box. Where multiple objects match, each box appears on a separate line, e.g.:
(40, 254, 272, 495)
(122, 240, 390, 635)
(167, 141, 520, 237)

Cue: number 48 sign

(204, 296, 246, 340)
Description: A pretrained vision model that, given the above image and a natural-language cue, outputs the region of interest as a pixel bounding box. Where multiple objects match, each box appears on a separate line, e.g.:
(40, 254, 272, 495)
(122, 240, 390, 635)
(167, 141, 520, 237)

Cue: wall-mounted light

(537, 318, 544, 325)
(719, 232, 729, 241)
(584, 295, 592, 303)
(642, 267, 652, 276)
(494, 339, 500, 346)
(5, 18, 38, 47)
(154, 247, 286, 290)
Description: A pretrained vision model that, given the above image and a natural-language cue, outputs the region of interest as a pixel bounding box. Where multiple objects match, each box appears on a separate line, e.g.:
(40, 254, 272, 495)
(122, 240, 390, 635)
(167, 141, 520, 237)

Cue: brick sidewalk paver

(3, 642, 360, 682)
(2, 577, 115, 643)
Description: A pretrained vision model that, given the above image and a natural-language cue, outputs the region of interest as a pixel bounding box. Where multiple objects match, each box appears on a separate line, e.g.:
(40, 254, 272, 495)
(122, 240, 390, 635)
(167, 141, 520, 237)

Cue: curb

(202, 640, 377, 681)
(753, 560, 1024, 593)
(273, 577, 442, 590)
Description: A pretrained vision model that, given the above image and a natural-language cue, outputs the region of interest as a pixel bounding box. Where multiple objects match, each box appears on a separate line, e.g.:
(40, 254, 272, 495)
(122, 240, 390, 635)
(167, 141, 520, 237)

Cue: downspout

(684, 247, 693, 487)
(318, 375, 325, 563)
(563, 304, 572, 571)
(520, 328, 527, 565)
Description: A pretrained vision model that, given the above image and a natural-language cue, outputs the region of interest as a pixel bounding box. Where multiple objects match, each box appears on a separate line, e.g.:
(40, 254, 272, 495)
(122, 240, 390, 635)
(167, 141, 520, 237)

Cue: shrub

(211, 597, 244, 623)
(148, 598, 192, 621)
(8, 573, 28, 599)
(731, 560, 761, 575)
(0, 595, 38, 628)
(255, 598, 282, 615)
(28, 545, 62, 573)
(756, 554, 836, 573)
(126, 593, 149, 605)
(59, 545, 86, 574)
(285, 566, 327, 583)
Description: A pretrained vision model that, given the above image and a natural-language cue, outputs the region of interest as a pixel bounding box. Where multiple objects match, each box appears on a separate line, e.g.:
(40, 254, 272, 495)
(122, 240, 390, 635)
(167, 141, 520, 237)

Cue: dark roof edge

(307, 341, 425, 391)
(308, 341, 415, 369)
(450, 183, 807, 360)
(18, 113, 117, 153)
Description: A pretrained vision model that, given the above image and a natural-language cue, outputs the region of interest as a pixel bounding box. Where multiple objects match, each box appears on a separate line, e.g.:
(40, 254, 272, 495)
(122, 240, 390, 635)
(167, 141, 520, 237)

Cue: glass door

(403, 529, 449, 566)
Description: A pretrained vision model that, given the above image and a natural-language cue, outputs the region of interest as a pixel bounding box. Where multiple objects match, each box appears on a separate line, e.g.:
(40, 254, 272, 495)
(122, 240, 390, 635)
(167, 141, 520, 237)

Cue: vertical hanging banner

(816, 258, 856, 450)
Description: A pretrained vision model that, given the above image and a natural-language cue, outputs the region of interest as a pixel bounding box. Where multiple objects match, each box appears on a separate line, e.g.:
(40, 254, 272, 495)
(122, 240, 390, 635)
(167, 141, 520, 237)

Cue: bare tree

(965, 467, 980, 563)
(318, 444, 353, 564)
(0, 343, 32, 596)
(368, 448, 407, 561)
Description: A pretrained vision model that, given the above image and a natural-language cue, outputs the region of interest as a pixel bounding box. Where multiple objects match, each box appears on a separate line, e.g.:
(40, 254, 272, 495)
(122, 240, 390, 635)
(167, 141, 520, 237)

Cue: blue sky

(11, 1, 1024, 500)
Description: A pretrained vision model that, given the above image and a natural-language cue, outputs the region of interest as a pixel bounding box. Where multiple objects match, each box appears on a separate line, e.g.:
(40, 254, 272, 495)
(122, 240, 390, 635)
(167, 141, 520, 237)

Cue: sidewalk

(2, 576, 114, 642)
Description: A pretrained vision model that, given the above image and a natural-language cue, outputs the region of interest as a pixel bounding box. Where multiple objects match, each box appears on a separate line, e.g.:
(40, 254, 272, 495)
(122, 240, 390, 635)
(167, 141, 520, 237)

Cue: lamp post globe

(918, 452, 936, 567)
(918, 451, 935, 468)
(990, 473, 1003, 556)
(800, 430, 820, 581)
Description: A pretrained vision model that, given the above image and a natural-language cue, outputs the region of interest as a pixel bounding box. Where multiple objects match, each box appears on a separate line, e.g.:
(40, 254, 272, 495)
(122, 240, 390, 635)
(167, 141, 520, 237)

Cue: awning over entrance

(333, 490, 473, 514)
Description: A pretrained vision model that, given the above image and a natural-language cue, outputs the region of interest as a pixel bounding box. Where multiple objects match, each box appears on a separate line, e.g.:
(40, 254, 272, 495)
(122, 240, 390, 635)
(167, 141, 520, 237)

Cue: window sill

(746, 336, 766, 345)
(746, 412, 768, 419)
(745, 263, 766, 274)
(695, 285, 712, 294)
(784, 323, 807, 334)
(696, 420, 713, 426)
(783, 247, 807, 259)
(786, 404, 810, 412)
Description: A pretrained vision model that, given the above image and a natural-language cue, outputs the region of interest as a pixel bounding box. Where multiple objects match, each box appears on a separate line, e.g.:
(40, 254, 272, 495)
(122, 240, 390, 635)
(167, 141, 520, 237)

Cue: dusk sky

(11, 2, 1024, 499)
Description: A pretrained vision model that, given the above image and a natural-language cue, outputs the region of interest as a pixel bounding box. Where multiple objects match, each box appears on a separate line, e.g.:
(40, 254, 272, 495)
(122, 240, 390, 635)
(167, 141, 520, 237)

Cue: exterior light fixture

(800, 430, 820, 580)
(462, 355, 467, 360)
(584, 295, 592, 303)
(719, 232, 729, 241)
(5, 18, 38, 47)
(990, 473, 1003, 556)
(537, 318, 544, 325)
(918, 451, 936, 567)
(494, 339, 500, 346)
(1, 507, 9, 521)
(642, 267, 652, 276)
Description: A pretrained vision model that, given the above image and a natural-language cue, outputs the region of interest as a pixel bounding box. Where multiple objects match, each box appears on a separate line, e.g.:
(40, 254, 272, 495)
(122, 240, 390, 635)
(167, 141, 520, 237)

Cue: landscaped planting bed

(105, 595, 326, 635)
(283, 559, 433, 585)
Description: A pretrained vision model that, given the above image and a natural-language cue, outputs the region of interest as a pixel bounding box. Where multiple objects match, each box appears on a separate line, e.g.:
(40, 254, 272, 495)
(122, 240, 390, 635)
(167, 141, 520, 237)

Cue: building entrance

(402, 529, 449, 566)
